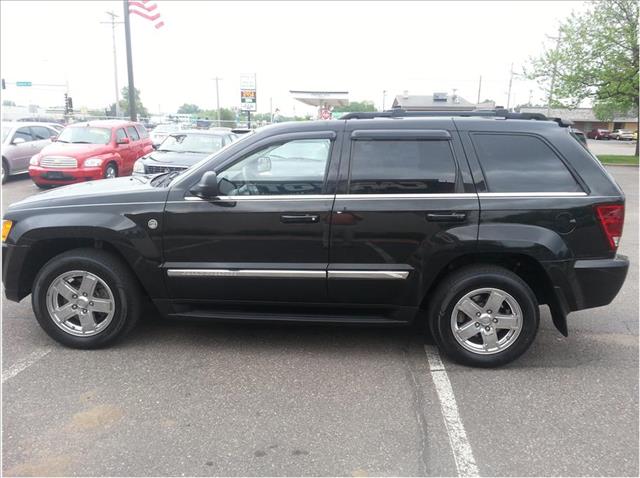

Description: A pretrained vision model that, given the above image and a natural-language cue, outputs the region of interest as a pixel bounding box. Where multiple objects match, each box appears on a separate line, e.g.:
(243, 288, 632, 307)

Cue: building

(290, 90, 349, 119)
(392, 92, 495, 111)
(520, 107, 638, 132)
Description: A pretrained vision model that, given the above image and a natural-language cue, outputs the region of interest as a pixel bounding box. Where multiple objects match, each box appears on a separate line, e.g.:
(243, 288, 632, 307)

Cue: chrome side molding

(167, 269, 410, 280)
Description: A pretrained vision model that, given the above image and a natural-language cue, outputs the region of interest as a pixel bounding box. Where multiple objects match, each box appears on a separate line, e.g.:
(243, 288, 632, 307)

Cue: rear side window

(135, 124, 149, 139)
(31, 126, 55, 140)
(126, 126, 140, 141)
(349, 140, 456, 194)
(472, 134, 581, 192)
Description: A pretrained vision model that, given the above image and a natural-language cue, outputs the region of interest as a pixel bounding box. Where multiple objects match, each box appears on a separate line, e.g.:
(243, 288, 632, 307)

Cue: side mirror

(117, 137, 130, 145)
(12, 137, 26, 145)
(50, 135, 58, 142)
(256, 156, 272, 173)
(190, 171, 219, 199)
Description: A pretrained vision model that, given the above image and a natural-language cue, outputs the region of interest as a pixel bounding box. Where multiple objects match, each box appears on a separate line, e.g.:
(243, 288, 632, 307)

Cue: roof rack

(339, 109, 573, 127)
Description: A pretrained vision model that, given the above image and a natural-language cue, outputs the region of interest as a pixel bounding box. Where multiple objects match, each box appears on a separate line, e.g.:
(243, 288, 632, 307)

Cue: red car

(586, 128, 611, 140)
(29, 120, 153, 188)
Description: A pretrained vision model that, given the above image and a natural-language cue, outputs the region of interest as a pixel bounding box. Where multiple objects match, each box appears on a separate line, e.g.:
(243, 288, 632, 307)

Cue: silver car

(2, 121, 60, 183)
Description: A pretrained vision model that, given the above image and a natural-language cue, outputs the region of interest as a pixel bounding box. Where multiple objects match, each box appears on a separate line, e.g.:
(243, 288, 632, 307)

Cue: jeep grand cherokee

(2, 109, 628, 367)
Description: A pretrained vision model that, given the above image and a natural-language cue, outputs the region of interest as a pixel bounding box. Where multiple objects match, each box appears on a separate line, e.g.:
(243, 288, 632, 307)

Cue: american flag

(128, 0, 165, 29)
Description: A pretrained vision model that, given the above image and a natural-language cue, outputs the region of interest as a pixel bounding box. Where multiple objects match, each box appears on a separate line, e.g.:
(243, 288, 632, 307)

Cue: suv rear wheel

(429, 265, 539, 367)
(32, 248, 141, 348)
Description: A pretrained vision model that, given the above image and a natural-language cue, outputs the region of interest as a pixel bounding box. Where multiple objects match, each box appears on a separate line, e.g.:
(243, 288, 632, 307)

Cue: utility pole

(506, 63, 514, 110)
(101, 11, 123, 118)
(212, 77, 222, 126)
(123, 0, 136, 121)
(382, 90, 387, 110)
(476, 75, 482, 105)
(547, 29, 562, 116)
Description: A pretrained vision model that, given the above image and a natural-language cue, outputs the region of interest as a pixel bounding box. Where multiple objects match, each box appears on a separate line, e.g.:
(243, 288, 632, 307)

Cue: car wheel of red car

(104, 163, 117, 179)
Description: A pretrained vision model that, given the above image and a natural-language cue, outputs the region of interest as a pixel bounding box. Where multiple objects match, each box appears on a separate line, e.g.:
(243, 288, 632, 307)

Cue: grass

(597, 155, 639, 165)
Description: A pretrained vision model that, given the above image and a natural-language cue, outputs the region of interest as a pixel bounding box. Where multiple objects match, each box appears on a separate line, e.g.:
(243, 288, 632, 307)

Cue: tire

(104, 163, 118, 179)
(428, 265, 539, 367)
(35, 183, 51, 190)
(32, 248, 141, 349)
(2, 159, 8, 184)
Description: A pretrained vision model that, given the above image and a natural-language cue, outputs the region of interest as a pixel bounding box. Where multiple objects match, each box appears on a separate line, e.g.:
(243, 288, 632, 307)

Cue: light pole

(212, 77, 222, 126)
(101, 11, 123, 118)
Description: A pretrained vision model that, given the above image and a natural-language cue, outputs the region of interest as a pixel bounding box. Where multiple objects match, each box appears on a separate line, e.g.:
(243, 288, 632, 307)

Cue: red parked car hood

(39, 142, 113, 159)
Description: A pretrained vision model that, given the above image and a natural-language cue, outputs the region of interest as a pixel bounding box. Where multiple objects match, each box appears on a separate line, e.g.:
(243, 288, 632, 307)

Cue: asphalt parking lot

(2, 168, 638, 477)
(587, 138, 637, 155)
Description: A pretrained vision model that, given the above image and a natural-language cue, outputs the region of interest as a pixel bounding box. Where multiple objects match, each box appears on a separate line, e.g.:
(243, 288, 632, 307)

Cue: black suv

(2, 110, 629, 367)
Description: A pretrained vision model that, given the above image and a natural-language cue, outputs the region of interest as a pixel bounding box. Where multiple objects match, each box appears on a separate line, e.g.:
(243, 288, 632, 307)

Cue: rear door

(328, 120, 479, 312)
(11, 126, 39, 172)
(115, 127, 134, 174)
(126, 125, 143, 169)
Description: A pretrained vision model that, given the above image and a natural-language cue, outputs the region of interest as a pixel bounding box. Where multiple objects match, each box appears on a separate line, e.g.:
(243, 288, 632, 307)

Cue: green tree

(527, 0, 639, 155)
(198, 108, 236, 127)
(115, 86, 149, 119)
(177, 103, 201, 114)
(333, 100, 376, 113)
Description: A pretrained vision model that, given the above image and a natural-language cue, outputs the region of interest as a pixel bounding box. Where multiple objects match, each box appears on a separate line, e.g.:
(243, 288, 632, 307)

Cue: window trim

(13, 127, 35, 143)
(468, 131, 587, 194)
(346, 135, 460, 195)
(126, 125, 141, 142)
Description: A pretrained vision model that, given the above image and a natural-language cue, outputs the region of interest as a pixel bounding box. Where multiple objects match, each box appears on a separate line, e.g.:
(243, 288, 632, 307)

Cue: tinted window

(135, 124, 149, 139)
(115, 128, 127, 142)
(31, 126, 54, 140)
(218, 139, 331, 196)
(126, 126, 140, 141)
(14, 127, 34, 142)
(349, 140, 456, 194)
(472, 134, 581, 192)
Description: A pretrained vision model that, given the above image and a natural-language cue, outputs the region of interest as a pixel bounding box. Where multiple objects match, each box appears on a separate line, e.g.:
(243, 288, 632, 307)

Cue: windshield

(158, 133, 224, 153)
(57, 126, 111, 144)
(153, 124, 181, 134)
(2, 126, 10, 142)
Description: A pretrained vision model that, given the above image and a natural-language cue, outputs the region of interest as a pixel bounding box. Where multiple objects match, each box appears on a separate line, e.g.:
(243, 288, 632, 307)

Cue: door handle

(426, 212, 467, 222)
(280, 214, 319, 224)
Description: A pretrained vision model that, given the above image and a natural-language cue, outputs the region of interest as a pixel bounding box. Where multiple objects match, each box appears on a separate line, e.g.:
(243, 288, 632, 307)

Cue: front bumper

(29, 165, 103, 185)
(2, 242, 31, 302)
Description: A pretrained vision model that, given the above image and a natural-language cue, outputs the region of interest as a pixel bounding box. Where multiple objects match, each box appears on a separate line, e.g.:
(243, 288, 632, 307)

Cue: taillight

(595, 204, 624, 251)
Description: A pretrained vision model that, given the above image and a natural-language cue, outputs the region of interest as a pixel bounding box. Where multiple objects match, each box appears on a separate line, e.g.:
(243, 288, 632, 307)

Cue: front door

(163, 131, 340, 303)
(328, 121, 479, 311)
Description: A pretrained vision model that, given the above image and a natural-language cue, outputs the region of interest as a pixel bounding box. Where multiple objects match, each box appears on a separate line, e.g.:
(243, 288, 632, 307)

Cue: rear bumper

(545, 255, 629, 313)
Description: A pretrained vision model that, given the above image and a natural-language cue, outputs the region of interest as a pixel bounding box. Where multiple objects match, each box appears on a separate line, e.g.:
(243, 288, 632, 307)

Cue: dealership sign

(240, 74, 256, 112)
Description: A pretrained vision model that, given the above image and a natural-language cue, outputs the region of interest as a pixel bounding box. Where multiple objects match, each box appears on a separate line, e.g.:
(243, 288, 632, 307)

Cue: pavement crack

(401, 341, 430, 476)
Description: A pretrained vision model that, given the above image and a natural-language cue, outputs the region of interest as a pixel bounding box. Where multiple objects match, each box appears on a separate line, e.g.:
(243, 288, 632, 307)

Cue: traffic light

(1, 79, 5, 89)
(67, 96, 73, 114)
(64, 93, 69, 114)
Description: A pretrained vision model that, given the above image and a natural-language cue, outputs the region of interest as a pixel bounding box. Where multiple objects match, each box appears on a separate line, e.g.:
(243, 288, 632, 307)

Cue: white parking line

(2, 348, 51, 383)
(424, 345, 480, 478)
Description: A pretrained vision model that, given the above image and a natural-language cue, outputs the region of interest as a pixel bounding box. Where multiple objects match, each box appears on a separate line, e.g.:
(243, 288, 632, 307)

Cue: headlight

(29, 155, 40, 166)
(2, 220, 13, 242)
(84, 157, 104, 167)
(133, 160, 146, 174)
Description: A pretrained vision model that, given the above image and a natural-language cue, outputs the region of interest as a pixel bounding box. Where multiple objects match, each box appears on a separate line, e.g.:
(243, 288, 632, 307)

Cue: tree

(333, 100, 376, 113)
(115, 86, 149, 119)
(177, 103, 201, 114)
(197, 108, 236, 127)
(526, 0, 639, 155)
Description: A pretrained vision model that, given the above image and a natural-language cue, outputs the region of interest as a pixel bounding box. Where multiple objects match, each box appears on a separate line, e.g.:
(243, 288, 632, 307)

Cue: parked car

(2, 110, 628, 367)
(610, 129, 634, 140)
(28, 120, 153, 188)
(149, 123, 183, 147)
(586, 128, 611, 140)
(1, 121, 60, 184)
(133, 129, 238, 175)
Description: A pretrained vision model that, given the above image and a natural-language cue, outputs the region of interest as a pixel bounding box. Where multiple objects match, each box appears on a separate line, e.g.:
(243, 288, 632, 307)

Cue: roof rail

(339, 109, 573, 127)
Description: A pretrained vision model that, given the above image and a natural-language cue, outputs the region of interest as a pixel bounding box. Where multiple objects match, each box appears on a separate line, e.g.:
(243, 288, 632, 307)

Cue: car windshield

(57, 126, 111, 144)
(153, 124, 181, 134)
(2, 126, 11, 142)
(158, 133, 224, 154)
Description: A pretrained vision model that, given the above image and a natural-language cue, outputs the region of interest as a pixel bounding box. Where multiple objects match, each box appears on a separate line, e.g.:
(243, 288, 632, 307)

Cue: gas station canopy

(290, 90, 349, 108)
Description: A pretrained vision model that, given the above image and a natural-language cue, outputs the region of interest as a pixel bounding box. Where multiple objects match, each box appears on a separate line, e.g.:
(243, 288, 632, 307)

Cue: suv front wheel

(32, 248, 141, 348)
(429, 265, 539, 367)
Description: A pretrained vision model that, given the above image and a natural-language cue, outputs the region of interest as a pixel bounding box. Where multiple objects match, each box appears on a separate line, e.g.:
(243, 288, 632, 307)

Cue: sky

(0, 0, 581, 117)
